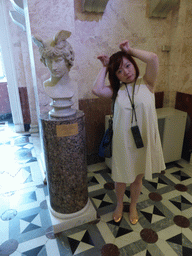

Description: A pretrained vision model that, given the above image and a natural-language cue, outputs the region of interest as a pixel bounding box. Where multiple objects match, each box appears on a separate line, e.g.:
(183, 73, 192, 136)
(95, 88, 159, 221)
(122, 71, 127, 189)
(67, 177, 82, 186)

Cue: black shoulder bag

(99, 100, 114, 158)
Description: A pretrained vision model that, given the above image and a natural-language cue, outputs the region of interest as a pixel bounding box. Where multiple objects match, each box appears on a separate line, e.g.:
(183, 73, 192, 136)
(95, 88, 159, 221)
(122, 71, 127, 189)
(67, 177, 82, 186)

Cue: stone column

(40, 110, 88, 214)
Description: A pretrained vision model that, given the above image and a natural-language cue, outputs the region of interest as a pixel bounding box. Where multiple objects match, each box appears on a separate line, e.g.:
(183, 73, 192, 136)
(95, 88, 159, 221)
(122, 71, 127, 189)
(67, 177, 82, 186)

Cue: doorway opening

(0, 46, 14, 131)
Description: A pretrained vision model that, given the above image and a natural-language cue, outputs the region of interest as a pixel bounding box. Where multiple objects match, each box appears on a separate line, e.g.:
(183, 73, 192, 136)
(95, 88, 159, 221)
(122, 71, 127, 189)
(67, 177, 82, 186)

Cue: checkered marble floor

(0, 125, 192, 255)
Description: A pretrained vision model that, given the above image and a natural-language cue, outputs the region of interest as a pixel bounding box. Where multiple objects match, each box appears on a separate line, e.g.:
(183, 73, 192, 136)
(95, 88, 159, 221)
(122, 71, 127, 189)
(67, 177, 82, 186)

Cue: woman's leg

(113, 182, 126, 222)
(129, 173, 144, 224)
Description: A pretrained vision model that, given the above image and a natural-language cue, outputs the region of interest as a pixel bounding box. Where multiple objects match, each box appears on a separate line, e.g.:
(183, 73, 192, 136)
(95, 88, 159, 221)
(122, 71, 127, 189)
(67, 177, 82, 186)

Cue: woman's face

(46, 56, 68, 78)
(115, 57, 136, 84)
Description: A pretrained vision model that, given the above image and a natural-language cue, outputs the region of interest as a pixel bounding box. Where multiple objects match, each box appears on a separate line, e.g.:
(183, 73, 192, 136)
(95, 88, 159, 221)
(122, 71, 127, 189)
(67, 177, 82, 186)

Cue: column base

(47, 198, 97, 234)
(29, 124, 39, 133)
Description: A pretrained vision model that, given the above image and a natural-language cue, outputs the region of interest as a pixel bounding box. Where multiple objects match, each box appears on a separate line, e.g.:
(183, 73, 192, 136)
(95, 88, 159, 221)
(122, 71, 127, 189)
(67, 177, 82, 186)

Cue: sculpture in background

(33, 30, 76, 117)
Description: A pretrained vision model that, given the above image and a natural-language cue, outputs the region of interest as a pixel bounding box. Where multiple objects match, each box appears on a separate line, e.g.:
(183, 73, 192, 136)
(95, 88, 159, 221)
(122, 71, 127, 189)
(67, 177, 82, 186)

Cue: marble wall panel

(177, 66, 192, 94)
(168, 91, 177, 108)
(181, 37, 192, 67)
(0, 82, 11, 115)
(162, 91, 177, 108)
(184, 8, 192, 37)
(163, 91, 170, 108)
(19, 87, 31, 124)
(156, 65, 169, 93)
(73, 0, 172, 99)
(168, 0, 192, 96)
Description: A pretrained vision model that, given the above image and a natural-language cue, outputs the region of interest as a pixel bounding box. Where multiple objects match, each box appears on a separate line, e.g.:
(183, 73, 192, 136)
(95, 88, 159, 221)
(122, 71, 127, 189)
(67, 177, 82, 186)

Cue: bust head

(33, 30, 75, 76)
(33, 30, 76, 108)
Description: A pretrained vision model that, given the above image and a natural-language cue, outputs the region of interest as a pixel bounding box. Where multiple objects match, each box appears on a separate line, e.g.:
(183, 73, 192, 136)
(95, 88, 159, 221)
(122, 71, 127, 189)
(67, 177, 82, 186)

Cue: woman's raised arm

(92, 55, 113, 99)
(119, 40, 159, 92)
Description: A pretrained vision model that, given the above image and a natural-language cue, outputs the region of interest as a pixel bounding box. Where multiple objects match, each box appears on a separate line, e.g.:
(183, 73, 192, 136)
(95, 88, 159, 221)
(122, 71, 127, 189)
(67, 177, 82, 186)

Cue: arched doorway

(0, 0, 24, 132)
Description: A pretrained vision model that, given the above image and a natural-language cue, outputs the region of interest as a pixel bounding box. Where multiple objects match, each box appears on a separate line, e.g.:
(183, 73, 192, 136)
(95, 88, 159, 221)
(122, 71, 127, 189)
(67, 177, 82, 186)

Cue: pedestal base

(49, 107, 76, 118)
(49, 98, 76, 117)
(47, 198, 97, 234)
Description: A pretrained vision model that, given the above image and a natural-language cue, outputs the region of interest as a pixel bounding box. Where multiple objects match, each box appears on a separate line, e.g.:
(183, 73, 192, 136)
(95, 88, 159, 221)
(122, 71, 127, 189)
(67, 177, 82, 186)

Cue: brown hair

(107, 51, 139, 100)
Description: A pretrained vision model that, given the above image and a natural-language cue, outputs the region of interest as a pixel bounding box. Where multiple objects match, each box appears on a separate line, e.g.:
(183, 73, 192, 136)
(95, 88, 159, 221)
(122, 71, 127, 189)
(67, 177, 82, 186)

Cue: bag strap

(108, 98, 114, 128)
(111, 98, 115, 116)
(125, 81, 137, 125)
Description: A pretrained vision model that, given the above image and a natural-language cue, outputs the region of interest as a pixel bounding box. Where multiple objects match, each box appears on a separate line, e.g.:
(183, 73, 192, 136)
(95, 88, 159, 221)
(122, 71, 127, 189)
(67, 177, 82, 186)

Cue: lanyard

(125, 82, 137, 124)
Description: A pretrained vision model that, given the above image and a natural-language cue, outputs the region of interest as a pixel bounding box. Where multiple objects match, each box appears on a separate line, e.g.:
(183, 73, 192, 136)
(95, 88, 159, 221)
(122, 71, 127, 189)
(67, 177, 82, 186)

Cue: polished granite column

(40, 110, 88, 215)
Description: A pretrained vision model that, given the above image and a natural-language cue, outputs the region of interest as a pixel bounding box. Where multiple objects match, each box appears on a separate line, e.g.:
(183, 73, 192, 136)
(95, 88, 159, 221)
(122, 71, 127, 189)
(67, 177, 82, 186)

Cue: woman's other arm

(92, 55, 113, 98)
(119, 40, 159, 92)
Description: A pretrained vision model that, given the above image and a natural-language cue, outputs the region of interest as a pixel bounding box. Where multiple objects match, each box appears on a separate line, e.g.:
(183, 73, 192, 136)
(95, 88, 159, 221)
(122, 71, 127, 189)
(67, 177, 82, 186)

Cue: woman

(92, 40, 165, 225)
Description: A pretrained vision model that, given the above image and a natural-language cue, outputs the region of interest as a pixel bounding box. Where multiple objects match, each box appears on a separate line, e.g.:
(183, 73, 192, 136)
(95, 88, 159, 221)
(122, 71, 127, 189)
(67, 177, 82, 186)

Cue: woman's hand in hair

(97, 55, 110, 67)
(119, 40, 132, 54)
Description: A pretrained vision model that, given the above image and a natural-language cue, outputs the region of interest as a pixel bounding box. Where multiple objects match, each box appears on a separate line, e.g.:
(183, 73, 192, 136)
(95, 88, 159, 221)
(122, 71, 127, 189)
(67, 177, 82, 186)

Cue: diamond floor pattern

(0, 126, 192, 255)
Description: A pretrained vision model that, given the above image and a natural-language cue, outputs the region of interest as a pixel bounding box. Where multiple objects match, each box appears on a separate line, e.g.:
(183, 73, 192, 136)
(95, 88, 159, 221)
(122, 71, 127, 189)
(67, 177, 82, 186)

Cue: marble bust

(33, 30, 76, 117)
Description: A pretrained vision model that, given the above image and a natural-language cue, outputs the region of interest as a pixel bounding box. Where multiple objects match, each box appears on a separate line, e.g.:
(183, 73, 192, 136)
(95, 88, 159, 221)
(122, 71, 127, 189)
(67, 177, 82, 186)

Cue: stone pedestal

(40, 110, 97, 232)
(49, 98, 76, 118)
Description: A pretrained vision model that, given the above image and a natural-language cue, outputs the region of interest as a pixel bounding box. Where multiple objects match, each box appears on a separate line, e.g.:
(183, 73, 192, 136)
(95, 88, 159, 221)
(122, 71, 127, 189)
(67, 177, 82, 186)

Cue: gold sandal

(128, 211, 139, 225)
(113, 214, 122, 223)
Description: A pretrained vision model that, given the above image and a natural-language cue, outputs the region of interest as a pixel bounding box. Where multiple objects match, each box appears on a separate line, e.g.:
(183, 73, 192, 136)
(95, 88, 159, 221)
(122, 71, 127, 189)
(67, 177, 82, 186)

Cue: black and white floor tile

(0, 124, 192, 255)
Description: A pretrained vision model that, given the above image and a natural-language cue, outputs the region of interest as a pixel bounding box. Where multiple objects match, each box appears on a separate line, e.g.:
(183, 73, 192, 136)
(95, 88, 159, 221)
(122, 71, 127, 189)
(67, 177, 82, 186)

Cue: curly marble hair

(33, 30, 75, 70)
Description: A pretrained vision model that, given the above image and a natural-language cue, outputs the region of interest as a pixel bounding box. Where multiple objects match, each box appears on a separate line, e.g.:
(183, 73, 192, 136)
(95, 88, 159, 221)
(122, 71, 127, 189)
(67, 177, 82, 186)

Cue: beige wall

(73, 0, 171, 99)
(167, 0, 192, 107)
(4, 0, 192, 121)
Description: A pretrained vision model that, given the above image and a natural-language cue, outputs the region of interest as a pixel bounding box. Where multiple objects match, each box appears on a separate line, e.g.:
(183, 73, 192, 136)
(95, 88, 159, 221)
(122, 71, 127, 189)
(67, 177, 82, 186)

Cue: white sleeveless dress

(112, 77, 166, 184)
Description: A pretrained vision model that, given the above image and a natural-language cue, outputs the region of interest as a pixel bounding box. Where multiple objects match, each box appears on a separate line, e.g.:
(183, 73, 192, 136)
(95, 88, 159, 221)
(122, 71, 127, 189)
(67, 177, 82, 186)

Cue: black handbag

(99, 115, 113, 158)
